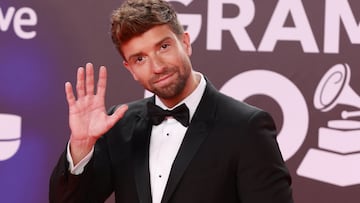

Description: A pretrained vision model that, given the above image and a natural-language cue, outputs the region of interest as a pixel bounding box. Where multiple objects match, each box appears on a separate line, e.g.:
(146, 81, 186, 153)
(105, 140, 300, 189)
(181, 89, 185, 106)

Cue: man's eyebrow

(155, 36, 172, 47)
(126, 36, 173, 61)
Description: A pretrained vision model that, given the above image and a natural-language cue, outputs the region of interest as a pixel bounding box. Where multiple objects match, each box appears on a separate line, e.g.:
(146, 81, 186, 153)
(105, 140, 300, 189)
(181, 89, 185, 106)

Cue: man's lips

(153, 72, 175, 86)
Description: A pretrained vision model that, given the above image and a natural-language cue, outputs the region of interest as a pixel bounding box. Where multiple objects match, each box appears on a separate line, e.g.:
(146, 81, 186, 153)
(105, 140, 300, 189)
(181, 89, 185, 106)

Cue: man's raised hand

(65, 63, 128, 164)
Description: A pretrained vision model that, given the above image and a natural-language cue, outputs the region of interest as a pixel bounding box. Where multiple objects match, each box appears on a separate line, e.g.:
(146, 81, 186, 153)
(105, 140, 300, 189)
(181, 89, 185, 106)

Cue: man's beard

(153, 74, 187, 99)
(150, 65, 190, 99)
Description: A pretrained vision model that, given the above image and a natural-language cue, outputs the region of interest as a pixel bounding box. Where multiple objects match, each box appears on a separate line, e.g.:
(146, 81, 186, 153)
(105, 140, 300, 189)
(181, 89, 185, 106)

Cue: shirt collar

(155, 72, 206, 122)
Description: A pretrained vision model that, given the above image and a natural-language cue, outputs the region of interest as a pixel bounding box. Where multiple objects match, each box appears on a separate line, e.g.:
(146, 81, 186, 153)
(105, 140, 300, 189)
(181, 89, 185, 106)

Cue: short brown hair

(110, 0, 184, 58)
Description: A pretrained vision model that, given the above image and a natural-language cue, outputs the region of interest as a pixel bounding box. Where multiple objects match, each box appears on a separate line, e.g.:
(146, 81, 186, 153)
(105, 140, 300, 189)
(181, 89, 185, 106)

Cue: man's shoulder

(214, 91, 267, 119)
(108, 97, 152, 115)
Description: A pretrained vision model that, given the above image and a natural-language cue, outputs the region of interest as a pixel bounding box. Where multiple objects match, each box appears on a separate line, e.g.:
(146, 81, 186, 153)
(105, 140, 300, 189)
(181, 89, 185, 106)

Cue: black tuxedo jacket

(49, 81, 293, 203)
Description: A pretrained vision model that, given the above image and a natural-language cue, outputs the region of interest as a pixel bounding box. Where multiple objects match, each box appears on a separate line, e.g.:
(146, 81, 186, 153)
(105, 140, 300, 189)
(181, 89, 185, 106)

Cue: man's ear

(182, 32, 192, 56)
(123, 61, 138, 81)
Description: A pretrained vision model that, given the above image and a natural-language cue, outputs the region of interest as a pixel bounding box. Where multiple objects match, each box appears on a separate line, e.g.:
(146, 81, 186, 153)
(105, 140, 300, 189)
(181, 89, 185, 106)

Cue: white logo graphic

(169, 0, 360, 54)
(0, 6, 38, 39)
(297, 63, 360, 187)
(0, 114, 22, 161)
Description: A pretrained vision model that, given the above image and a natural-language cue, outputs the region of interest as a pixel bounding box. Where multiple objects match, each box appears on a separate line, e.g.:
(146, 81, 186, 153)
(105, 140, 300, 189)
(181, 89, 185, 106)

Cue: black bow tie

(147, 102, 190, 127)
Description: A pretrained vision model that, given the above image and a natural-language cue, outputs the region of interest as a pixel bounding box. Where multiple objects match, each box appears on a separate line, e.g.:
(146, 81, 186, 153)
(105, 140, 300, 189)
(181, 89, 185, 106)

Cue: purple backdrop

(1, 0, 360, 202)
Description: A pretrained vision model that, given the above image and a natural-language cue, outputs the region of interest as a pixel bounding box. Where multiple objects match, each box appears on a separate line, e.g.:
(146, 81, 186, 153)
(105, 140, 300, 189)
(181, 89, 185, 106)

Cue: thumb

(109, 104, 129, 125)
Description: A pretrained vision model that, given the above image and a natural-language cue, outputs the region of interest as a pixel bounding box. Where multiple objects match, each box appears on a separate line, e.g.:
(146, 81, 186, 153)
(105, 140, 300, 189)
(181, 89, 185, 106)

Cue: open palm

(65, 63, 128, 162)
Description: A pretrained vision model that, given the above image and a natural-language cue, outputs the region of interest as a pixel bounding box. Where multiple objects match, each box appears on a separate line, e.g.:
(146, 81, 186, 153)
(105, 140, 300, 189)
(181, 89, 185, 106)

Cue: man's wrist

(69, 136, 96, 165)
(66, 141, 94, 175)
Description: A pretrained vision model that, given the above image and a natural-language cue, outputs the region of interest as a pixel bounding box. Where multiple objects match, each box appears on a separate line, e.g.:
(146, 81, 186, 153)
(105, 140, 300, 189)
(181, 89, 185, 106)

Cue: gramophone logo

(0, 114, 21, 161)
(297, 63, 360, 187)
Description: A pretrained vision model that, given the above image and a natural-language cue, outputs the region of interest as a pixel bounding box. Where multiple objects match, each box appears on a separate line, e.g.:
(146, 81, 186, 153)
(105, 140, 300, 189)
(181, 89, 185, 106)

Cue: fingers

(97, 66, 107, 98)
(75, 63, 105, 98)
(76, 66, 86, 98)
(86, 63, 95, 95)
(65, 82, 76, 106)
(110, 104, 129, 124)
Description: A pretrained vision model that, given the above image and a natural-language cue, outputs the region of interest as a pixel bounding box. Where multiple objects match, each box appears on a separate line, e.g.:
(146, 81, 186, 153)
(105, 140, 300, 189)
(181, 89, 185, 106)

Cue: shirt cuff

(66, 141, 94, 175)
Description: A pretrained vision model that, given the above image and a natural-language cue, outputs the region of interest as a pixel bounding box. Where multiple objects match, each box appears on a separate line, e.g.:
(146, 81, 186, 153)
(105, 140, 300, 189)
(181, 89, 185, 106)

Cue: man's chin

(153, 88, 179, 99)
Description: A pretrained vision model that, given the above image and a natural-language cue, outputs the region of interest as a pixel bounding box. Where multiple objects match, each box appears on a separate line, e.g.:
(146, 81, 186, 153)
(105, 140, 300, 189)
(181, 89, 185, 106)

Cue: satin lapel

(133, 114, 153, 203)
(161, 81, 218, 203)
(161, 121, 210, 203)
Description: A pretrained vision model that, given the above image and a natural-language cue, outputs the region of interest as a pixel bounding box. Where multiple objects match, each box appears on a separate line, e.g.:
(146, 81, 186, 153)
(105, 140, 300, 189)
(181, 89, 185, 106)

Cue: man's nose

(150, 54, 166, 73)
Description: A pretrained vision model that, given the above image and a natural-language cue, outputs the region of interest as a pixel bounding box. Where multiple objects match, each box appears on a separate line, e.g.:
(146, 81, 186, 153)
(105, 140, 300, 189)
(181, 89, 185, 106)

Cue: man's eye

(130, 56, 146, 65)
(134, 56, 147, 64)
(136, 56, 144, 62)
(161, 44, 169, 50)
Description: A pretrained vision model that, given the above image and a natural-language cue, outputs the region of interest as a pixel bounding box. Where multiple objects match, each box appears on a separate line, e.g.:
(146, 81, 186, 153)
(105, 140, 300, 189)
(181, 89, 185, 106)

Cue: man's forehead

(121, 25, 178, 58)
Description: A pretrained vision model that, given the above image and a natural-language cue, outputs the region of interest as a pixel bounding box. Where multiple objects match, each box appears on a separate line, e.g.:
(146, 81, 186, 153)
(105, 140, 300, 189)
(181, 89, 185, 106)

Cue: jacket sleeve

(49, 105, 123, 203)
(236, 110, 294, 203)
(49, 139, 114, 203)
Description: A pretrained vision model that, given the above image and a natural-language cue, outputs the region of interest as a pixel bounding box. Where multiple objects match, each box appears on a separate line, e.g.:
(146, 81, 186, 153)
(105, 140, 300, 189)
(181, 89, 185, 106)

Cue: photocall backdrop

(1, 0, 360, 202)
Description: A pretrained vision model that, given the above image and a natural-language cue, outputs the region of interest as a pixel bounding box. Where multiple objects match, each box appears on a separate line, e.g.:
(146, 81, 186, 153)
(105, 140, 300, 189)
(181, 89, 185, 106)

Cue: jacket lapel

(132, 100, 153, 203)
(161, 82, 218, 203)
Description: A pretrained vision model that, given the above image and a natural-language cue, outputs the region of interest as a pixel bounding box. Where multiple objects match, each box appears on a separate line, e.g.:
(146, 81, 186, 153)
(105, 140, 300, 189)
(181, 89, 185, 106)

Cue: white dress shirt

(67, 72, 206, 203)
(149, 73, 206, 203)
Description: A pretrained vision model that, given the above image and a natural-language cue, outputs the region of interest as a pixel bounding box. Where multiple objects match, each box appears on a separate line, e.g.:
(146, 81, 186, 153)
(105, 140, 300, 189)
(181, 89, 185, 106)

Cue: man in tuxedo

(49, 0, 293, 202)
